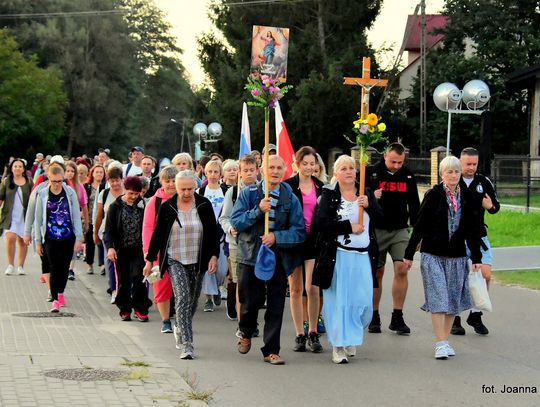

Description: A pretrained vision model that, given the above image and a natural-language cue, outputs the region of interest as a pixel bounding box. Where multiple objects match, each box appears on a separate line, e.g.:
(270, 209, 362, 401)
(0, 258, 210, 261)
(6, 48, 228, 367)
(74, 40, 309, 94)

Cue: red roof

(403, 14, 449, 51)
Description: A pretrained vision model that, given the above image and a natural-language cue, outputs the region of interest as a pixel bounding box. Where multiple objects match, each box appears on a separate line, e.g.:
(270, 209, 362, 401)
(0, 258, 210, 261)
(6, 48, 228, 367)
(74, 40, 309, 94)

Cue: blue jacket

(230, 181, 305, 275)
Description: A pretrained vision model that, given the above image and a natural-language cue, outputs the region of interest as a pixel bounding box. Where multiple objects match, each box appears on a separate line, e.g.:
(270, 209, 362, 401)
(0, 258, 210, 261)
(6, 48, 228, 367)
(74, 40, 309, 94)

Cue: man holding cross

(231, 155, 305, 365)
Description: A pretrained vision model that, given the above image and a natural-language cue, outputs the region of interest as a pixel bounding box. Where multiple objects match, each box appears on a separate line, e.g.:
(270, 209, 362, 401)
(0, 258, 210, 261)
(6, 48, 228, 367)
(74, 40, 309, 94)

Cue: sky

(155, 0, 446, 86)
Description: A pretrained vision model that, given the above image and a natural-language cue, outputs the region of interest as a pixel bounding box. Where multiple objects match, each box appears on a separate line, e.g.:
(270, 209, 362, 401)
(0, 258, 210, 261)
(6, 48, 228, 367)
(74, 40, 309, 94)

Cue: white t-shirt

(97, 189, 121, 238)
(123, 163, 142, 177)
(336, 197, 370, 251)
(199, 186, 225, 221)
(463, 177, 474, 187)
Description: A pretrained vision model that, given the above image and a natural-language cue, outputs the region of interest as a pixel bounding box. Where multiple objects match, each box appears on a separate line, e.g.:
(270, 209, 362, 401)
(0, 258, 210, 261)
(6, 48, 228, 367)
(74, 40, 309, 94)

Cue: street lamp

(192, 122, 222, 160)
(170, 118, 192, 156)
(433, 80, 491, 155)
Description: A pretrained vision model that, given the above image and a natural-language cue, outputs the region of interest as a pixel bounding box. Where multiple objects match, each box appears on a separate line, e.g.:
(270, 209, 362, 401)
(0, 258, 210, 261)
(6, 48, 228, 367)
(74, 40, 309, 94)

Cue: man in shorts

(366, 143, 420, 335)
(452, 147, 500, 336)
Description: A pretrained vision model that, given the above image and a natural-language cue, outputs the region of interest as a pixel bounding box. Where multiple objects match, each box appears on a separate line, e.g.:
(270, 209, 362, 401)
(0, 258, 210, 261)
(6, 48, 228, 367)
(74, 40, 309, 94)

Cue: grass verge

(499, 194, 540, 208)
(492, 270, 540, 290)
(484, 210, 540, 247)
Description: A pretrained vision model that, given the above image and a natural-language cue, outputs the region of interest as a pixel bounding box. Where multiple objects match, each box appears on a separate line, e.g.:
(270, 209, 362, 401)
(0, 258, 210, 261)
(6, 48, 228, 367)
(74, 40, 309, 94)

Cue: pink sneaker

(50, 300, 60, 313)
(39, 274, 46, 283)
(58, 294, 66, 307)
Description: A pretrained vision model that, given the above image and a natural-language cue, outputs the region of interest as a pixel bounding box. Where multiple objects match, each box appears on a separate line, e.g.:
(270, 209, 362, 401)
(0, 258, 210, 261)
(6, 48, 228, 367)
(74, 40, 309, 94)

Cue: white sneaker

(344, 346, 356, 357)
(435, 345, 449, 360)
(332, 347, 348, 364)
(180, 343, 194, 360)
(220, 286, 228, 300)
(17, 266, 25, 275)
(110, 291, 117, 304)
(173, 325, 182, 349)
(445, 342, 456, 357)
(4, 265, 14, 275)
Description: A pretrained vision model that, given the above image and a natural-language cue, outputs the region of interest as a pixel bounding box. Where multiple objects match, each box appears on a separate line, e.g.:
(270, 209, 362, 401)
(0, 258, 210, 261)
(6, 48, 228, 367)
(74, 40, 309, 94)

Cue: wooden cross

(343, 57, 388, 119)
(343, 57, 388, 223)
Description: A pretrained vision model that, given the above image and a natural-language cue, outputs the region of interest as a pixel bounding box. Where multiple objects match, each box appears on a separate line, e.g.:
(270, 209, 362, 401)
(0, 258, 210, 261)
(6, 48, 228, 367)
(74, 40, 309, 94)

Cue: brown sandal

(263, 354, 285, 365)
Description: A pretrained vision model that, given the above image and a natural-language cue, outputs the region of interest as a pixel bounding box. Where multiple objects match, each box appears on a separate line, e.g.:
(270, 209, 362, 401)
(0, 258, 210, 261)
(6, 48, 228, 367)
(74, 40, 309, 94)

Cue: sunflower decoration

(345, 112, 388, 162)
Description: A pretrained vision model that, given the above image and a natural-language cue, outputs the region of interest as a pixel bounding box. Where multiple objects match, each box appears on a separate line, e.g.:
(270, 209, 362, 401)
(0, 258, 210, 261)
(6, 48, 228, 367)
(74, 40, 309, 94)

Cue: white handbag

(468, 270, 493, 312)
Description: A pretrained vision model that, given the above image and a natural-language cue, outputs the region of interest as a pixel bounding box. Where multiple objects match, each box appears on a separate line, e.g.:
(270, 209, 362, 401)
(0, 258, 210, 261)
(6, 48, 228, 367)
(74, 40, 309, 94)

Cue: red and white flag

(274, 102, 295, 179)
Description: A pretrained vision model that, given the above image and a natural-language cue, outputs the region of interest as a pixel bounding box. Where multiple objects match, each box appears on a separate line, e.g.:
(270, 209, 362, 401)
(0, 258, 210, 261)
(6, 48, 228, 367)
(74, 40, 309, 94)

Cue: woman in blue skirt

(313, 155, 382, 364)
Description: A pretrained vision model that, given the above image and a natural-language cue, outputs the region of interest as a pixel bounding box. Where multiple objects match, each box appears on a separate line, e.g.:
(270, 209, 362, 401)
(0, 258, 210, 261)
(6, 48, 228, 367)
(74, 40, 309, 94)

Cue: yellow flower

(367, 113, 378, 126)
(353, 119, 362, 128)
(368, 126, 375, 133)
(377, 123, 386, 132)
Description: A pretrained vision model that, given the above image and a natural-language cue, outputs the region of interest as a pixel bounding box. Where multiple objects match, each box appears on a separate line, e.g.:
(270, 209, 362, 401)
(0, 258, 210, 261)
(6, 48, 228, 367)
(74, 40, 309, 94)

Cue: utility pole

(420, 0, 427, 153)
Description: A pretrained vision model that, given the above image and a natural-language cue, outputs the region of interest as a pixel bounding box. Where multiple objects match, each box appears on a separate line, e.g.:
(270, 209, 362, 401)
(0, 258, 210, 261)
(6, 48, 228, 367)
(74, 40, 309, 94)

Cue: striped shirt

(268, 187, 280, 232)
(167, 201, 203, 265)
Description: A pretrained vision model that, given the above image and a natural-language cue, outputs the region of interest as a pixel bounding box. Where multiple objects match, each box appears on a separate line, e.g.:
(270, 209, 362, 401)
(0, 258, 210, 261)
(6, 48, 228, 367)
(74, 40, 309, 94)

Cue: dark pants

(238, 258, 287, 357)
(43, 236, 75, 301)
(115, 246, 150, 315)
(84, 224, 104, 267)
(40, 251, 50, 274)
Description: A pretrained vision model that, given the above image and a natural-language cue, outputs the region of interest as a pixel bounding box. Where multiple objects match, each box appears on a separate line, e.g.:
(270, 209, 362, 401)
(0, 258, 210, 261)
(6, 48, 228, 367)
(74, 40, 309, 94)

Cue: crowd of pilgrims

(0, 142, 497, 364)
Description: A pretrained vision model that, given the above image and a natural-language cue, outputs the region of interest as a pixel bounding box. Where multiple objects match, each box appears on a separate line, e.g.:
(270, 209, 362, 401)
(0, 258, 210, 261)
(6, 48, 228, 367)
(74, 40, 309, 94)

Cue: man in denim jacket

(231, 155, 305, 365)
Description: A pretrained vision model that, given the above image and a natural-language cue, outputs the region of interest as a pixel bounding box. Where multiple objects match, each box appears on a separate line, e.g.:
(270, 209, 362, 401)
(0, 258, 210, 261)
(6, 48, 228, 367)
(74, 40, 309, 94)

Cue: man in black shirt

(452, 147, 500, 336)
(366, 143, 420, 335)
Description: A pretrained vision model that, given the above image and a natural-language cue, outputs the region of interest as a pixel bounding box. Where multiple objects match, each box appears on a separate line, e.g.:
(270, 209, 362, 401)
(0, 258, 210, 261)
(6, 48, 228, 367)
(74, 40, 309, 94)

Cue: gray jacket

(33, 184, 83, 244)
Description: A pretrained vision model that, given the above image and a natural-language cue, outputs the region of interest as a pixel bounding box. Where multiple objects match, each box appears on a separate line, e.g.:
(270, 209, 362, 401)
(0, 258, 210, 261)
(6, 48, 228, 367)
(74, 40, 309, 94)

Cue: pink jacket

(142, 187, 171, 256)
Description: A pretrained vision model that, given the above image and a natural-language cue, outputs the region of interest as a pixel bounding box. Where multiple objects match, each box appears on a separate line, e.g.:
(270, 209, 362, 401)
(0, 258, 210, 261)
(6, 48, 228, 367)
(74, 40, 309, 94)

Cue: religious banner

(251, 25, 289, 82)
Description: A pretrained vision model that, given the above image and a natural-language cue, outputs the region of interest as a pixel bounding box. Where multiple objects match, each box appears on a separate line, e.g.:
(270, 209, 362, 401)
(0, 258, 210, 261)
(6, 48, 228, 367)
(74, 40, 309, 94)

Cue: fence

(491, 155, 540, 212)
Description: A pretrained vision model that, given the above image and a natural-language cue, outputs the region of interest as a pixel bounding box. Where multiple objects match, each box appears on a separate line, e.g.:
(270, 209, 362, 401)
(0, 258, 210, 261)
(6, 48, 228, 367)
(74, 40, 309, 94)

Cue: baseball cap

(262, 144, 277, 154)
(131, 146, 145, 153)
(255, 245, 276, 281)
(50, 155, 65, 165)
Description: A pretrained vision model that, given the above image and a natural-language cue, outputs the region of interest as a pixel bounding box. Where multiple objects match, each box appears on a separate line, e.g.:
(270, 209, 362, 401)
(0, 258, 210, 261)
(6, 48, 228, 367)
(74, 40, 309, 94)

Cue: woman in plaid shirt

(144, 170, 219, 360)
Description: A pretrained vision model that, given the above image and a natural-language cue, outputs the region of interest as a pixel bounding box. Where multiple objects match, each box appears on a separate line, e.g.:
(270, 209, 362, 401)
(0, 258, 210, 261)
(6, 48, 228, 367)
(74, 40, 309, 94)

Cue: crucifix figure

(343, 57, 388, 222)
(344, 57, 388, 119)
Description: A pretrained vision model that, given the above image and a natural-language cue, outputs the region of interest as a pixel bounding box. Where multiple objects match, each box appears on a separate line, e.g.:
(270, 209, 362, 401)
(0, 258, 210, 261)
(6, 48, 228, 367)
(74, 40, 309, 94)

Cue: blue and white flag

(239, 102, 252, 159)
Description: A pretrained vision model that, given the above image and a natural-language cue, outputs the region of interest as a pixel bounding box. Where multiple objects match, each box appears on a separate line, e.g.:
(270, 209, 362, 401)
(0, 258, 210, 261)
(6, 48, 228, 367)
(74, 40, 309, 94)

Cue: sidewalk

(0, 241, 207, 407)
(492, 245, 540, 271)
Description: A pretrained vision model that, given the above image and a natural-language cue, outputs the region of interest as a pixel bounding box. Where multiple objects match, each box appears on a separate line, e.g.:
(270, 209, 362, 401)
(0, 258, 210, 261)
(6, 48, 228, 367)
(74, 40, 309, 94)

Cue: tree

(1, 0, 202, 159)
(198, 0, 384, 158)
(400, 0, 540, 154)
(0, 29, 67, 164)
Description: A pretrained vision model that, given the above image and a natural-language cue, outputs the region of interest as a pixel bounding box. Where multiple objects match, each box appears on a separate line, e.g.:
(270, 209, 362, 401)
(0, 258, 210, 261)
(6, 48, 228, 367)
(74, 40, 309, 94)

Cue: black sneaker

(213, 294, 222, 306)
(226, 298, 237, 320)
(451, 316, 466, 335)
(293, 334, 307, 352)
(307, 332, 323, 353)
(68, 270, 75, 281)
(466, 311, 489, 335)
(389, 312, 411, 335)
(368, 311, 381, 333)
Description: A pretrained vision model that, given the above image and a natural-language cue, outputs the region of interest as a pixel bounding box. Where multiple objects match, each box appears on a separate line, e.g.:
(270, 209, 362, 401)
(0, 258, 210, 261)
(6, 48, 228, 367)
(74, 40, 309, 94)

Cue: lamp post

(170, 118, 193, 156)
(433, 80, 491, 155)
(192, 122, 222, 160)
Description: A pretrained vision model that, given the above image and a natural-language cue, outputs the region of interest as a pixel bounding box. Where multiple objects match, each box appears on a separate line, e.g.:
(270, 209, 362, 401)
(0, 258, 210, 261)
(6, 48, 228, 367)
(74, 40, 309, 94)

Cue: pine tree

(198, 0, 383, 158)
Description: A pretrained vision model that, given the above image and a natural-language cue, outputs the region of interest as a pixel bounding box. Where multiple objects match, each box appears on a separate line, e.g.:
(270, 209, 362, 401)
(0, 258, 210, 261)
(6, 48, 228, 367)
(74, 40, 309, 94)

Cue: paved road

(1, 242, 539, 406)
(492, 246, 540, 271)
